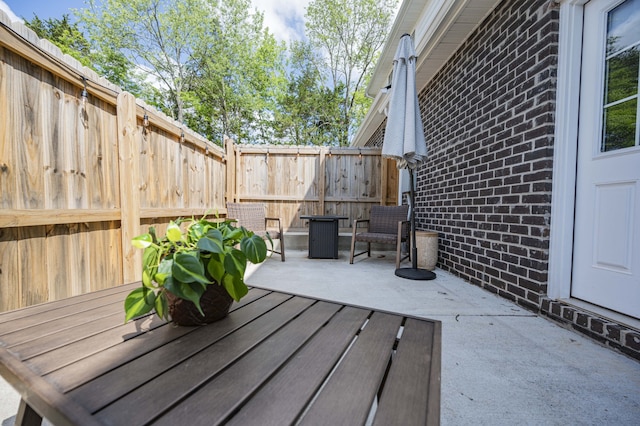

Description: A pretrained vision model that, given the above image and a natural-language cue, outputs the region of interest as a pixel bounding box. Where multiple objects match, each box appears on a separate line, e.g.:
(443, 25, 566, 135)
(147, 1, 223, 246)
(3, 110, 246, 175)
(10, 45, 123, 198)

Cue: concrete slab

(1, 249, 639, 425)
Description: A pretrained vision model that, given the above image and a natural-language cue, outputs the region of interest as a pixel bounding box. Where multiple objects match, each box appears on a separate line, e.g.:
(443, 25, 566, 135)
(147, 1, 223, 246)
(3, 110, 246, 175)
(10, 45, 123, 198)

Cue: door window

(601, 0, 640, 152)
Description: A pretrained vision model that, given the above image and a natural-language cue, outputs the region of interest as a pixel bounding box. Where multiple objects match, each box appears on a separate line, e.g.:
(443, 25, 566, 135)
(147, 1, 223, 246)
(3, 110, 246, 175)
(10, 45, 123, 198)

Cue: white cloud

(0, 1, 22, 23)
(250, 0, 311, 44)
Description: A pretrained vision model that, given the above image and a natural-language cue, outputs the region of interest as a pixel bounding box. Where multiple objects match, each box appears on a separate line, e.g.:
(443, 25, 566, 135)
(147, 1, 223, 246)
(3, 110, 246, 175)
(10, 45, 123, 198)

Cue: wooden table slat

(27, 289, 273, 378)
(9, 311, 124, 359)
(299, 312, 404, 426)
(0, 290, 134, 337)
(0, 283, 137, 325)
(373, 318, 441, 425)
(53, 291, 289, 393)
(28, 314, 164, 376)
(225, 306, 371, 426)
(91, 297, 315, 424)
(153, 301, 344, 426)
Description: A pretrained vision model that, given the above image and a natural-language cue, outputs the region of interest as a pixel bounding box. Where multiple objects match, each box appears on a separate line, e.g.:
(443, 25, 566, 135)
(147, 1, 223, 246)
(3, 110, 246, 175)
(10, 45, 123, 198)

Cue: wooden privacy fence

(0, 11, 393, 313)
(0, 14, 225, 312)
(226, 143, 397, 230)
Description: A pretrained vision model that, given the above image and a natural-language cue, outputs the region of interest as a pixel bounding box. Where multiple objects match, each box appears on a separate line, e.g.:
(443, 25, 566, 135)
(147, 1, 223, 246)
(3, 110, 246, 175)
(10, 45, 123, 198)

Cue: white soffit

(366, 0, 501, 97)
(413, 0, 500, 92)
(353, 0, 500, 147)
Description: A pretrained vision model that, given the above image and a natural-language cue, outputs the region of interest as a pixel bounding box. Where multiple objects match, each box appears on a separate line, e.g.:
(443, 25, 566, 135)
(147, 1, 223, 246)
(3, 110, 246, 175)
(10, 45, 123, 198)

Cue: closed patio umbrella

(382, 33, 435, 280)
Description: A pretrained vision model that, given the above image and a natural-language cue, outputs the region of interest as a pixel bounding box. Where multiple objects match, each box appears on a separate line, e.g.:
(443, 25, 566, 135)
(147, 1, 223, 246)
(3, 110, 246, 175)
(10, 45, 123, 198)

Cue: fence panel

(230, 145, 383, 230)
(0, 16, 225, 312)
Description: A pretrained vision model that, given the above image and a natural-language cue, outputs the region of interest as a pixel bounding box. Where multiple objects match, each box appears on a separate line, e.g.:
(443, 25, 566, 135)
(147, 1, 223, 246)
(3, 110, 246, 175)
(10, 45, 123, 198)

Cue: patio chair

(349, 205, 410, 268)
(226, 202, 285, 261)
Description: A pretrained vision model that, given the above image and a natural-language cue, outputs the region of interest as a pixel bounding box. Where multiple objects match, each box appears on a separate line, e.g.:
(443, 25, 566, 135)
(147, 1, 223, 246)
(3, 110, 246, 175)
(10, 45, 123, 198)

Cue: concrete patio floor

(1, 249, 639, 425)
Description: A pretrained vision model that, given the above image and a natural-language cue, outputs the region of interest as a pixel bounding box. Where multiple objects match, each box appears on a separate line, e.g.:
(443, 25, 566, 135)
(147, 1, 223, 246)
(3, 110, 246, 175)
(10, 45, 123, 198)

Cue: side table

(300, 215, 348, 259)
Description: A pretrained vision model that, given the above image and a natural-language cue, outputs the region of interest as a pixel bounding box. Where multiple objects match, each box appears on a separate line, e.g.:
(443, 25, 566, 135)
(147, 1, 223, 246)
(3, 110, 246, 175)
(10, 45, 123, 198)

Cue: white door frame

(548, 0, 589, 300)
(549, 0, 640, 324)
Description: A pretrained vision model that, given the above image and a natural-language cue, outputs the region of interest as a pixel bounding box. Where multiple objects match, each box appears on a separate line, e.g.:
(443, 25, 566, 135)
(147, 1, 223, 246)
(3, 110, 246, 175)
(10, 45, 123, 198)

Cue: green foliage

(59, 0, 395, 146)
(78, 0, 209, 123)
(24, 14, 93, 68)
(273, 41, 342, 146)
(305, 0, 397, 145)
(124, 216, 268, 323)
(186, 0, 287, 145)
(25, 13, 143, 96)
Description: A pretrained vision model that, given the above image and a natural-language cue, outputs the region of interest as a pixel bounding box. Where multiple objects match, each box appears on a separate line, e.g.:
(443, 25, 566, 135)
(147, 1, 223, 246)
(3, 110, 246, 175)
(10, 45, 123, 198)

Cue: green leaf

(172, 253, 211, 284)
(153, 272, 168, 286)
(141, 246, 159, 287)
(166, 221, 182, 242)
(223, 226, 244, 242)
(132, 233, 153, 249)
(142, 245, 159, 269)
(154, 292, 168, 320)
(205, 229, 224, 243)
(222, 274, 248, 302)
(142, 268, 153, 287)
(158, 258, 173, 275)
(124, 287, 156, 322)
(165, 277, 206, 316)
(188, 221, 206, 240)
(224, 249, 247, 278)
(241, 234, 267, 263)
(197, 236, 224, 254)
(207, 253, 225, 282)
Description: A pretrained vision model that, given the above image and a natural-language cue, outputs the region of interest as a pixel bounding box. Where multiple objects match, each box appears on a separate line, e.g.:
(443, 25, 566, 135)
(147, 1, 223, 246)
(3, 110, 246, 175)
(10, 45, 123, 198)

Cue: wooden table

(0, 283, 441, 426)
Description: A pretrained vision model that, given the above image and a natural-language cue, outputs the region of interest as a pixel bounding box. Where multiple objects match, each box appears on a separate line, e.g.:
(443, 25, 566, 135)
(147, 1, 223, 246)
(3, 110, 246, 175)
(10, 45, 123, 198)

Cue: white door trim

(548, 0, 589, 300)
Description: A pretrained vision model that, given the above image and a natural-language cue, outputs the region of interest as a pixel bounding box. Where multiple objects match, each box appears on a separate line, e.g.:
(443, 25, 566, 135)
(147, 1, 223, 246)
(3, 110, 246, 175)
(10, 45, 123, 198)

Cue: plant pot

(415, 231, 438, 271)
(167, 284, 233, 326)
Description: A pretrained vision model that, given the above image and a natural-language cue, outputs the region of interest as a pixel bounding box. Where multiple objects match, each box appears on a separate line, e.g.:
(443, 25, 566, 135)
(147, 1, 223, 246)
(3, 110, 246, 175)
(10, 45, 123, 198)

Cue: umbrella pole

(395, 168, 436, 281)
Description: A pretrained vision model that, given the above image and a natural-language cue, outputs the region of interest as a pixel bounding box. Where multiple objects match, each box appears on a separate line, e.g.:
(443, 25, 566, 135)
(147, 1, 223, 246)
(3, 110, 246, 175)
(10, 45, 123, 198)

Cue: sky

(0, 0, 311, 43)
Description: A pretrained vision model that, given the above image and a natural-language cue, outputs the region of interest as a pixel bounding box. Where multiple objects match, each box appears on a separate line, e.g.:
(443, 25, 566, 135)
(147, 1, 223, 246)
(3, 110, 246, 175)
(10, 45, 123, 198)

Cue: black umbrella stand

(395, 167, 436, 280)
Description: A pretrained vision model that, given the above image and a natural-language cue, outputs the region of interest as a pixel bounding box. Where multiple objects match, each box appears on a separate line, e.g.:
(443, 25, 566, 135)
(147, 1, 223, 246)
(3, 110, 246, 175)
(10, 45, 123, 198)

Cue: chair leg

(350, 235, 356, 264)
(396, 238, 402, 269)
(367, 242, 371, 258)
(280, 236, 285, 262)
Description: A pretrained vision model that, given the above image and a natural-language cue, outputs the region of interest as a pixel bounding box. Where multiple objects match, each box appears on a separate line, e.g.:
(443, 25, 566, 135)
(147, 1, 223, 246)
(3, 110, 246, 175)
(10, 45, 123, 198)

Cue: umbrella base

(394, 268, 436, 281)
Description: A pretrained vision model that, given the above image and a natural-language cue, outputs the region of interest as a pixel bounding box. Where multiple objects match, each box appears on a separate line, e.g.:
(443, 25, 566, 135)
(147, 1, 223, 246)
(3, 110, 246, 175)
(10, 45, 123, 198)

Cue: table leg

(15, 399, 42, 426)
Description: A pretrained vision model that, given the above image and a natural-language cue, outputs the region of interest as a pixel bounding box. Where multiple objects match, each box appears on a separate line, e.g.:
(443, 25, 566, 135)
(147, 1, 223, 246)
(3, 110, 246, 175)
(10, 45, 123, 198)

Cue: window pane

(606, 0, 640, 55)
(602, 98, 637, 151)
(605, 48, 639, 104)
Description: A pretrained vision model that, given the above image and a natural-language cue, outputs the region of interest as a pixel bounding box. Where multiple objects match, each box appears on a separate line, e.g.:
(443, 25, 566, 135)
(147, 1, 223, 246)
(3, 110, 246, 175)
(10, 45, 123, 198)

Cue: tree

(187, 0, 286, 144)
(25, 14, 93, 68)
(275, 41, 342, 146)
(78, 0, 210, 123)
(25, 13, 141, 95)
(305, 0, 397, 146)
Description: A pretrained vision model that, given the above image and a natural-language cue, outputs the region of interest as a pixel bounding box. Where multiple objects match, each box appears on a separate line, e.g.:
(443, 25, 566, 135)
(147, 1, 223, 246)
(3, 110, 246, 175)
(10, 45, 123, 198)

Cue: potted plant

(124, 215, 268, 326)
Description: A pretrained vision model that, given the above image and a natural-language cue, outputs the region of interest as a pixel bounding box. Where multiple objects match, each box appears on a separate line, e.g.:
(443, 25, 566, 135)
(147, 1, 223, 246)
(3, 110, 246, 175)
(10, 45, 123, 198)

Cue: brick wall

(417, 0, 556, 311)
(374, 0, 640, 360)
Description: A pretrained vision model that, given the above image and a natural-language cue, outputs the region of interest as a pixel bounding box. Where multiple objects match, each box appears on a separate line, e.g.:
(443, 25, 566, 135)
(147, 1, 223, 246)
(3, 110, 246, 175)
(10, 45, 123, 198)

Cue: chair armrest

(265, 217, 283, 233)
(352, 219, 370, 233)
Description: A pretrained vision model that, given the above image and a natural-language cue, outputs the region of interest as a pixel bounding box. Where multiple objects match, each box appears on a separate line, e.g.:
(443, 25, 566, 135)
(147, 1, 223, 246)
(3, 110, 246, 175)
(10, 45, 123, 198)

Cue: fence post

(381, 155, 388, 206)
(116, 92, 141, 283)
(225, 137, 236, 204)
(318, 147, 327, 214)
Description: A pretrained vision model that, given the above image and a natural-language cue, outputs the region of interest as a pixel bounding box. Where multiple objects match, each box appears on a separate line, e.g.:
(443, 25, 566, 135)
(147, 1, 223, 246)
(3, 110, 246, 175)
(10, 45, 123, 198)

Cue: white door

(572, 0, 640, 319)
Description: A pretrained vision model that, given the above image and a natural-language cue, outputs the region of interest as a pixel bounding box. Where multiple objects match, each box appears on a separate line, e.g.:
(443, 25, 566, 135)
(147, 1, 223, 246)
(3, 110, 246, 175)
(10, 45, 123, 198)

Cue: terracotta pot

(167, 284, 233, 326)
